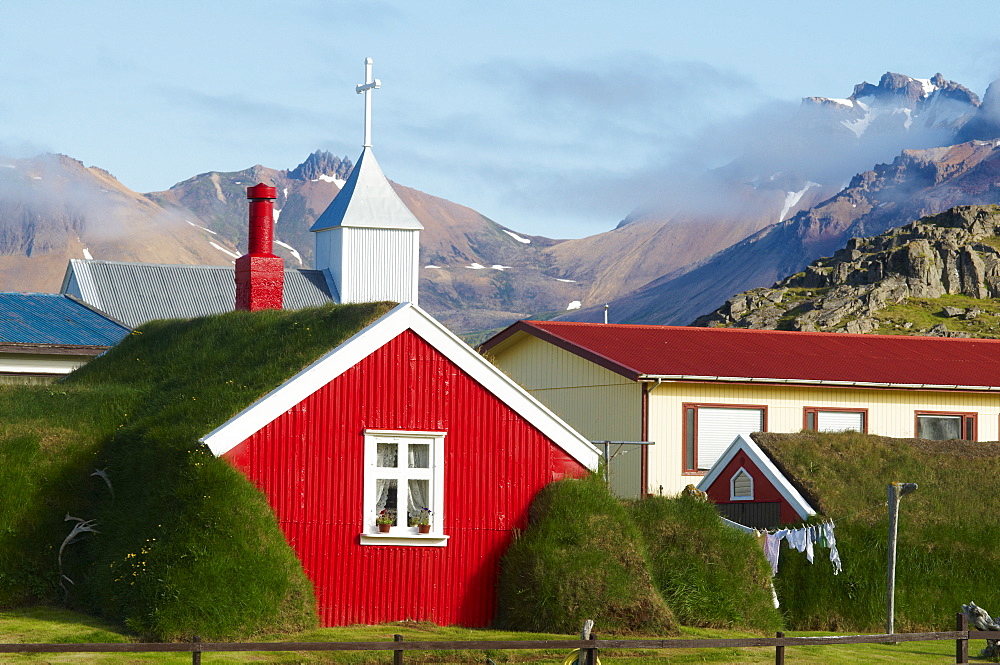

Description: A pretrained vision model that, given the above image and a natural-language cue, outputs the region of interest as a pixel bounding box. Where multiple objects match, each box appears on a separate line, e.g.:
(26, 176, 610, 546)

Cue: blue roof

(0, 293, 131, 347)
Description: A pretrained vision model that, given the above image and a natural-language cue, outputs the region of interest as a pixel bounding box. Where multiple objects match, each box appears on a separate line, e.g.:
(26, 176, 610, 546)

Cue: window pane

(377, 442, 398, 467)
(375, 478, 398, 525)
(806, 411, 816, 431)
(408, 443, 430, 468)
(697, 408, 764, 470)
(407, 479, 430, 525)
(816, 411, 864, 432)
(917, 415, 962, 440)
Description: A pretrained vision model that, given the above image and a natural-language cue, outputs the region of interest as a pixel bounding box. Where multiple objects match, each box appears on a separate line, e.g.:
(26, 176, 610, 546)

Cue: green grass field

(0, 606, 972, 664)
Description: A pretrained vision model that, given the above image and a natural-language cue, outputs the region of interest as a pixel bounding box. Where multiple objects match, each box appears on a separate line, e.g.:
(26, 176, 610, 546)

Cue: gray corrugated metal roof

(0, 293, 131, 346)
(310, 147, 423, 232)
(62, 260, 336, 328)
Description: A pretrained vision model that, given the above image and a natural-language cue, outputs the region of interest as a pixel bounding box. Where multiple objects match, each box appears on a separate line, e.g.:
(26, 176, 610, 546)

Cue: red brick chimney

(235, 183, 284, 311)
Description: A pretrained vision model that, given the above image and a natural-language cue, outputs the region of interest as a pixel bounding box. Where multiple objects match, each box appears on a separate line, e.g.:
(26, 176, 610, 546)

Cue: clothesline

(718, 516, 842, 576)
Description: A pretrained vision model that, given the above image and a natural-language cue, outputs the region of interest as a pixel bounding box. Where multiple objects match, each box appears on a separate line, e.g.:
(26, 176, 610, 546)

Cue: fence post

(584, 632, 598, 665)
(393, 633, 404, 665)
(957, 612, 968, 664)
(774, 630, 784, 665)
(191, 635, 201, 665)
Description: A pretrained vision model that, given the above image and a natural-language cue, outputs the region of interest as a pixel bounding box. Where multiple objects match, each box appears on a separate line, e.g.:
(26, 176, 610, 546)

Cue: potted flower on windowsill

(415, 507, 432, 533)
(376, 509, 395, 533)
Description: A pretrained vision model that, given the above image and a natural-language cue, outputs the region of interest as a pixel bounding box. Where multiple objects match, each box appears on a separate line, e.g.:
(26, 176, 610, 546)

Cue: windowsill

(682, 470, 706, 476)
(360, 532, 450, 547)
(729, 496, 755, 501)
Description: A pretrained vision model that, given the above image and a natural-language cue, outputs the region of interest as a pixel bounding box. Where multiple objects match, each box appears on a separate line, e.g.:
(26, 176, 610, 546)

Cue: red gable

(483, 320, 1000, 390)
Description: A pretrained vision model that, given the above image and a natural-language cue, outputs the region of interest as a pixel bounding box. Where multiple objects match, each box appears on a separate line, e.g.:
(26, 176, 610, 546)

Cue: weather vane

(356, 57, 381, 148)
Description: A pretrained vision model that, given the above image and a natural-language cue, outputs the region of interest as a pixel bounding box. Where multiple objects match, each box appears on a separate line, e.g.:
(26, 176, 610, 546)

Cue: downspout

(640, 378, 663, 497)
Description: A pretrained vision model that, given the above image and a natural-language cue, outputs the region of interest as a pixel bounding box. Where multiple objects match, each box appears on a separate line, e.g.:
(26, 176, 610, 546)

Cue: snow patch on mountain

(503, 230, 531, 244)
(82, 247, 93, 260)
(314, 174, 346, 186)
(187, 220, 218, 235)
(210, 242, 240, 259)
(566, 301, 582, 310)
(274, 240, 302, 265)
(779, 181, 821, 222)
(466, 263, 486, 270)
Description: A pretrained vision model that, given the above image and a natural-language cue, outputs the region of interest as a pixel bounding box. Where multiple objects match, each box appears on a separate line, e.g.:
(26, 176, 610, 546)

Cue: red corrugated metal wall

(223, 329, 588, 626)
(703, 451, 800, 525)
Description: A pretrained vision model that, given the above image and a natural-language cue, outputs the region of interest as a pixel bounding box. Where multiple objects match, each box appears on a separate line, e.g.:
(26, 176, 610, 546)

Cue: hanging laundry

(824, 521, 842, 575)
(764, 531, 783, 576)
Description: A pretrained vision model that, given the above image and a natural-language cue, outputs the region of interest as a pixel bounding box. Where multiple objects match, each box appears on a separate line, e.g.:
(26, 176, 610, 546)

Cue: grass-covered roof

(0, 302, 394, 640)
(754, 431, 1000, 632)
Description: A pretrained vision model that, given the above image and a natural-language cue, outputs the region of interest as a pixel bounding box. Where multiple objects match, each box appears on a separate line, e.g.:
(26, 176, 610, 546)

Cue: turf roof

(0, 302, 395, 639)
(752, 431, 1000, 631)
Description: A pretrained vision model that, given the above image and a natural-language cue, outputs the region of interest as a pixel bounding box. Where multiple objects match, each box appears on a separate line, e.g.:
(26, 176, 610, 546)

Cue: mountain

(545, 72, 982, 312)
(0, 154, 241, 292)
(575, 138, 1000, 326)
(693, 205, 1000, 338)
(0, 150, 582, 332)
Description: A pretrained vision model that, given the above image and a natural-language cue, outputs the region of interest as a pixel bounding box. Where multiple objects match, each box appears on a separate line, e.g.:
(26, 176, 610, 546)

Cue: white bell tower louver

(311, 57, 423, 305)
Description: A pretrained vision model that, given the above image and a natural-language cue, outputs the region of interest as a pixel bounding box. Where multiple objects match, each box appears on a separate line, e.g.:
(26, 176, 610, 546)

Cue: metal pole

(886, 482, 917, 636)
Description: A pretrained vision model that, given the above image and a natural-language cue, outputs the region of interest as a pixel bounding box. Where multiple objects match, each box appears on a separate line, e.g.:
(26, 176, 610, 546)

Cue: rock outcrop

(694, 205, 1000, 337)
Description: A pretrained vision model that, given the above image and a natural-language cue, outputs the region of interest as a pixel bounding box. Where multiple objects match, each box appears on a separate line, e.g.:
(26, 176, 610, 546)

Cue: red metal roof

(483, 320, 1000, 389)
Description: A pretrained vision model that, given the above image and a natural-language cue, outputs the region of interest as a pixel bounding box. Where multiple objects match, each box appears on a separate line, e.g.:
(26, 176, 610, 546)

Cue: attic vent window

(730, 468, 754, 501)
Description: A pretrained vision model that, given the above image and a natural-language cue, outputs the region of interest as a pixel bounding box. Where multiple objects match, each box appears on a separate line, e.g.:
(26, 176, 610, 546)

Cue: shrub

(497, 475, 678, 636)
(628, 495, 783, 632)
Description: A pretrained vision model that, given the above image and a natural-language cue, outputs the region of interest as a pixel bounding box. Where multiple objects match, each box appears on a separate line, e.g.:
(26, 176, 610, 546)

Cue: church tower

(311, 58, 423, 305)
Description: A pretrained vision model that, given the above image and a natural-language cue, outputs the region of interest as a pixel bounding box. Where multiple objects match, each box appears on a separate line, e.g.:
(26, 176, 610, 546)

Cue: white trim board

(201, 302, 600, 471)
(696, 433, 815, 521)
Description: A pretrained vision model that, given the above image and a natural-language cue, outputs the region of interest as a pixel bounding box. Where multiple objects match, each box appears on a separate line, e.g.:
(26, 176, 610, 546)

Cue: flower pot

(378, 523, 391, 533)
(418, 524, 431, 534)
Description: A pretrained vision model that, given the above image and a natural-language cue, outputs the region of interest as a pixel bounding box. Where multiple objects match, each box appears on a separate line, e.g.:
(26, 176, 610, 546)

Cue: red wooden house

(696, 433, 815, 529)
(200, 302, 600, 627)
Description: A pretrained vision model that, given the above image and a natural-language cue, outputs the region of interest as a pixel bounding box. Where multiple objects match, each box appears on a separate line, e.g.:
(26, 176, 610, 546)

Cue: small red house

(201, 302, 600, 627)
(696, 433, 815, 529)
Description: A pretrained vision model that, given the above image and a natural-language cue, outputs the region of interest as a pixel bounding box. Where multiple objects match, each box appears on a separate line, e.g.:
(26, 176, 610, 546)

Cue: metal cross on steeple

(356, 57, 381, 148)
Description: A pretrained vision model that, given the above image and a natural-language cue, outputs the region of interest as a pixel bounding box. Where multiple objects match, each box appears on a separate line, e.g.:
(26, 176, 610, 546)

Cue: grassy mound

(497, 475, 678, 636)
(498, 476, 782, 635)
(758, 431, 1000, 631)
(628, 495, 782, 632)
(0, 303, 394, 639)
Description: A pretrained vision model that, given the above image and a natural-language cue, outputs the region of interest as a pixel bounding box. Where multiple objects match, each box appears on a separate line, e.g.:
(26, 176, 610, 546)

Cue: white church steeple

(311, 57, 423, 305)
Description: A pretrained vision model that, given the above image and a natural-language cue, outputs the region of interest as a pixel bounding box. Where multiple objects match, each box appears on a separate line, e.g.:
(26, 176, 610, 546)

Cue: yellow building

(481, 321, 1000, 497)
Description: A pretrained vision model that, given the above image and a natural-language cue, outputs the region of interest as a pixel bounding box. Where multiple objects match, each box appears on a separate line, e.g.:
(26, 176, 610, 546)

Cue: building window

(804, 408, 867, 433)
(682, 404, 766, 473)
(361, 430, 448, 547)
(915, 412, 976, 441)
(730, 468, 754, 500)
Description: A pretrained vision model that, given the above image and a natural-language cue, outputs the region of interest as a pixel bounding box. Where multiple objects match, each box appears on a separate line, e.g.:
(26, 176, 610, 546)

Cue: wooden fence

(0, 614, 992, 664)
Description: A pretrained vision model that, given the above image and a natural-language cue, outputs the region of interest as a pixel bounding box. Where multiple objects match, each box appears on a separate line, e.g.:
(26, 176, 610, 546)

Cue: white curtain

(407, 479, 429, 525)
(408, 443, 429, 468)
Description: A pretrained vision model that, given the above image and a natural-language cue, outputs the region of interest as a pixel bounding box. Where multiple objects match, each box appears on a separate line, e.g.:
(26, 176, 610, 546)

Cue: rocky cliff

(694, 205, 1000, 338)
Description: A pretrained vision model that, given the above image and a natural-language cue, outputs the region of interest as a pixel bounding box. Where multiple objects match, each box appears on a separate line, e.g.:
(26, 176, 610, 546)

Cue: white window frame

(730, 467, 755, 501)
(360, 429, 448, 547)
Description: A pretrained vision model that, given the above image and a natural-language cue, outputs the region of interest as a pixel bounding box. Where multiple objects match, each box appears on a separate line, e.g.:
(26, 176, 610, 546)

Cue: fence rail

(0, 614, 990, 664)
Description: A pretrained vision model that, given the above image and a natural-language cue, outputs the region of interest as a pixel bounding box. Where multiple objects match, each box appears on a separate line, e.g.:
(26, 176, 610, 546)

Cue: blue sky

(1, 1, 998, 238)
